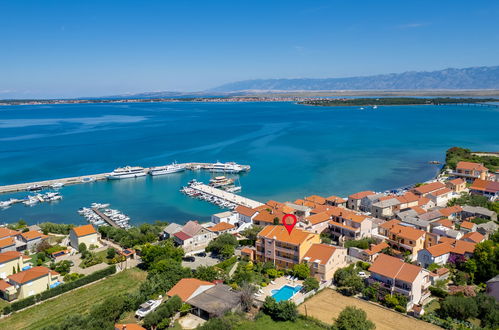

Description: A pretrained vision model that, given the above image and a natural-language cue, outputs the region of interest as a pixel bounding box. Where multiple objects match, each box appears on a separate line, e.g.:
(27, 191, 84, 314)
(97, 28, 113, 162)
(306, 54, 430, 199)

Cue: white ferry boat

(209, 161, 244, 173)
(149, 162, 185, 176)
(107, 166, 147, 180)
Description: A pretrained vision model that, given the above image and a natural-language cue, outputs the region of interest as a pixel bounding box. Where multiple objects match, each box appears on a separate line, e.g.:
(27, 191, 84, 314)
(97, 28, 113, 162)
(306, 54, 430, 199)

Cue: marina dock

(189, 183, 263, 208)
(0, 162, 251, 195)
(91, 207, 120, 228)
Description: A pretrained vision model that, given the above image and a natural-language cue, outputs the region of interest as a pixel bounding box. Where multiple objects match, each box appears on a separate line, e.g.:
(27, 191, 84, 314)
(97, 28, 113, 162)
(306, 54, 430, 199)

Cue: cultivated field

(298, 289, 440, 330)
(0, 268, 147, 329)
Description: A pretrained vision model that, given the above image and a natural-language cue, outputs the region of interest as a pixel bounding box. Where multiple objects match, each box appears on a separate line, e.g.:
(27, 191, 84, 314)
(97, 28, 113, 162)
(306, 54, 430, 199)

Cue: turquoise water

(1, 102, 498, 226)
(271, 284, 303, 302)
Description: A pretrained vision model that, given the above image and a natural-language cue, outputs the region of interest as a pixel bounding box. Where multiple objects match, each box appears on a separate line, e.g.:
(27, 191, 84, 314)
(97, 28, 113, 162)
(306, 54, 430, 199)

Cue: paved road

(181, 253, 220, 269)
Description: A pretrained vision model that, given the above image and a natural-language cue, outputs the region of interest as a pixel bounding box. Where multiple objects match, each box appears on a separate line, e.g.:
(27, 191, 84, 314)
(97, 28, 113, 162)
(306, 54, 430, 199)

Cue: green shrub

(394, 305, 406, 313)
(303, 277, 320, 292)
(429, 286, 448, 298)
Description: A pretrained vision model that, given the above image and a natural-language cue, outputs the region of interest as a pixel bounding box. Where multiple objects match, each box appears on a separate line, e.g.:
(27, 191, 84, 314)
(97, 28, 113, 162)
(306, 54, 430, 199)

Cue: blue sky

(1, 0, 499, 98)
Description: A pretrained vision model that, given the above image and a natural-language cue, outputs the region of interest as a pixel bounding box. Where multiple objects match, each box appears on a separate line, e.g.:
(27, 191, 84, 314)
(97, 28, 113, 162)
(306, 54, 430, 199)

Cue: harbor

(0, 162, 251, 195)
(78, 203, 131, 229)
(182, 180, 263, 209)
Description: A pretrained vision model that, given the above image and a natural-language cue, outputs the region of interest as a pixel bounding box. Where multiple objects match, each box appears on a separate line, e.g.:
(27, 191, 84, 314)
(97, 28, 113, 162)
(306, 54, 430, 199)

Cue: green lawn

(0, 268, 147, 329)
(236, 314, 326, 330)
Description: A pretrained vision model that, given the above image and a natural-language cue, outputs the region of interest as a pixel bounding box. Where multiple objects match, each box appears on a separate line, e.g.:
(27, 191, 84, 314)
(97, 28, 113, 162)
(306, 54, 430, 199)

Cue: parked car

(358, 271, 368, 278)
(182, 256, 195, 262)
(135, 298, 162, 319)
(195, 252, 207, 257)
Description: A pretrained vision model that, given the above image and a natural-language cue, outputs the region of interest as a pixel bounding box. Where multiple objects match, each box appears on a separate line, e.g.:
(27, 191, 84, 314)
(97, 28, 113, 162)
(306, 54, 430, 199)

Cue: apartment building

(327, 207, 373, 242)
(368, 254, 431, 310)
(377, 220, 426, 261)
(0, 266, 60, 301)
(302, 244, 347, 281)
(255, 225, 320, 269)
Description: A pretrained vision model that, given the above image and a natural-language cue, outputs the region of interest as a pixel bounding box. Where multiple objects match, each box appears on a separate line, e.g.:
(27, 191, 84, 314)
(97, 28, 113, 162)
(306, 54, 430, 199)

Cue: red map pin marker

(282, 214, 297, 234)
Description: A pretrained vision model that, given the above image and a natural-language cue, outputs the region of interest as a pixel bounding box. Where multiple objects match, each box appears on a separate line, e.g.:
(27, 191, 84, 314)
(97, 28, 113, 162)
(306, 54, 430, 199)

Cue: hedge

(3, 265, 116, 315)
(215, 256, 237, 271)
(429, 286, 448, 298)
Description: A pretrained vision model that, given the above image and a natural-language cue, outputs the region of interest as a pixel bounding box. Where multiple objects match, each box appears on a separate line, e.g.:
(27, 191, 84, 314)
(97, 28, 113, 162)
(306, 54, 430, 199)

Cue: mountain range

(209, 66, 499, 92)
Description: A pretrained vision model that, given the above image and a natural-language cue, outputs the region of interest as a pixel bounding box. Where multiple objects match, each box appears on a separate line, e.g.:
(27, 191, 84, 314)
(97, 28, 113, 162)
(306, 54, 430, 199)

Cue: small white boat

(50, 182, 65, 189)
(26, 184, 43, 191)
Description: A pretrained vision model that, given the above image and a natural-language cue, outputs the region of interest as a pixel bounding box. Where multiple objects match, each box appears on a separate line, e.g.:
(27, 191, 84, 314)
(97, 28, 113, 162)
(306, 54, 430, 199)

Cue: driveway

(178, 313, 206, 329)
(181, 253, 220, 270)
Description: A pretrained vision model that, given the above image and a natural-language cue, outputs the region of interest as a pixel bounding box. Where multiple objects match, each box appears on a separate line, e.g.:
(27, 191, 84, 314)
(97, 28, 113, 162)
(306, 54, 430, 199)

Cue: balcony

(275, 245, 299, 256)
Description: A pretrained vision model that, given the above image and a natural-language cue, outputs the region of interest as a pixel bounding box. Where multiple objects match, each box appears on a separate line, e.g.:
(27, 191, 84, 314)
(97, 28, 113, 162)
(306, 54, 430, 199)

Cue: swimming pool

(271, 285, 302, 302)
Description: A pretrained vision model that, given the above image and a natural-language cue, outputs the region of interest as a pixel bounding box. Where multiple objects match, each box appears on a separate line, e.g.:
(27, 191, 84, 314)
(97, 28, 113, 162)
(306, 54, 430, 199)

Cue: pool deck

(254, 276, 304, 303)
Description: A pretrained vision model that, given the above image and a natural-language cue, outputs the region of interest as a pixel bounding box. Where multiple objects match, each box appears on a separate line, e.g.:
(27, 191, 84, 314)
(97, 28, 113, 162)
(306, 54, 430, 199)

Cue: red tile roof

(456, 161, 488, 172)
(364, 241, 389, 256)
(0, 279, 12, 291)
(306, 212, 331, 225)
(174, 231, 192, 241)
(430, 188, 452, 196)
(0, 237, 16, 249)
(21, 230, 47, 241)
(462, 232, 484, 243)
(0, 228, 20, 240)
(258, 225, 318, 245)
(349, 191, 375, 200)
(235, 205, 258, 217)
(208, 222, 235, 232)
(166, 278, 213, 302)
(8, 266, 58, 284)
(369, 254, 422, 283)
(0, 251, 22, 264)
(72, 224, 97, 237)
(414, 182, 446, 195)
(460, 221, 475, 230)
(470, 179, 499, 193)
(305, 195, 326, 205)
(303, 244, 337, 265)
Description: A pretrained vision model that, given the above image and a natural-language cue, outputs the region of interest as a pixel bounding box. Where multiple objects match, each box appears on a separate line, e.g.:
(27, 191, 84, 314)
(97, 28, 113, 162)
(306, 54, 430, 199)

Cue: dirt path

(298, 289, 440, 330)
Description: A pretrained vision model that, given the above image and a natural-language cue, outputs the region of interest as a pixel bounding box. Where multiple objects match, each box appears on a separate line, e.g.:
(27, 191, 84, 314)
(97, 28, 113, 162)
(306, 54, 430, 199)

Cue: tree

(467, 238, 498, 283)
(239, 282, 257, 312)
(262, 296, 298, 321)
(474, 293, 499, 329)
(303, 277, 319, 292)
(206, 233, 238, 257)
(333, 306, 375, 330)
(427, 263, 440, 272)
(438, 295, 478, 321)
(106, 248, 116, 259)
(266, 268, 278, 279)
(141, 240, 184, 270)
(78, 243, 87, 254)
(194, 266, 219, 282)
(334, 266, 364, 296)
(240, 226, 262, 243)
(292, 263, 310, 279)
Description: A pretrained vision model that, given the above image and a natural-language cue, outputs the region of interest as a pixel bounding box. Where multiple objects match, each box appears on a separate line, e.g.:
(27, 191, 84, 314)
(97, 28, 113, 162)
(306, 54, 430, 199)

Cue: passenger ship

(107, 166, 147, 180)
(149, 162, 185, 176)
(209, 162, 244, 173)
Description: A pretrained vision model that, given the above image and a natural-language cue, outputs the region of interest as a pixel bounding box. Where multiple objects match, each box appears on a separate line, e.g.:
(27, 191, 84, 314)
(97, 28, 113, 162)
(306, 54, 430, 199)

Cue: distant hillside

(210, 66, 499, 92)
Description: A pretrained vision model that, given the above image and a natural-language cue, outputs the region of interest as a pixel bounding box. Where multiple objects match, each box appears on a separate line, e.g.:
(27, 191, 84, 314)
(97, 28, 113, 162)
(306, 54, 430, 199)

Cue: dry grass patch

(298, 289, 439, 330)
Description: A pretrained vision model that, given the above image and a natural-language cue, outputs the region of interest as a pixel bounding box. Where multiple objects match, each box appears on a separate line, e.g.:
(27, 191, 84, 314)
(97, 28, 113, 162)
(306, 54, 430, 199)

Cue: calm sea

(1, 102, 498, 226)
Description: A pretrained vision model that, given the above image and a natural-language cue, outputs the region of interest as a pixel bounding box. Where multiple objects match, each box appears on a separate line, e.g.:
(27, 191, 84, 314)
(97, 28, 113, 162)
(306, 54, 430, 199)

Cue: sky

(1, 0, 499, 98)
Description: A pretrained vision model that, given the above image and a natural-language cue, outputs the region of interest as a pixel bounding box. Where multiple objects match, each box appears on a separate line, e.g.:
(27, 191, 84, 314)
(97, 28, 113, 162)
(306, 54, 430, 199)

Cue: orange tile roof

(253, 211, 278, 224)
(460, 221, 475, 230)
(364, 241, 389, 256)
(303, 201, 317, 208)
(470, 179, 499, 193)
(414, 182, 446, 195)
(326, 195, 347, 203)
(0, 237, 16, 249)
(448, 178, 465, 185)
(241, 247, 254, 254)
(417, 197, 432, 206)
(208, 222, 235, 232)
(430, 188, 452, 196)
(462, 232, 484, 243)
(0, 279, 12, 291)
(379, 219, 401, 230)
(235, 205, 258, 217)
(0, 228, 20, 240)
(456, 161, 488, 172)
(306, 212, 331, 225)
(257, 225, 318, 246)
(21, 230, 47, 241)
(438, 205, 462, 217)
(305, 195, 326, 205)
(266, 200, 283, 209)
(281, 205, 295, 214)
(8, 266, 58, 284)
(349, 191, 375, 200)
(369, 254, 422, 283)
(410, 206, 427, 215)
(389, 224, 425, 241)
(115, 324, 146, 330)
(72, 224, 97, 237)
(326, 206, 368, 223)
(435, 218, 454, 229)
(426, 240, 476, 257)
(303, 244, 337, 264)
(0, 251, 22, 264)
(396, 192, 420, 204)
(166, 278, 213, 302)
(293, 199, 305, 205)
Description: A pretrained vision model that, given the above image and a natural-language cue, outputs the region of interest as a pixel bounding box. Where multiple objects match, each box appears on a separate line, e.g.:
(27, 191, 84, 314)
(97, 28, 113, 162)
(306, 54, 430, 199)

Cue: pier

(189, 183, 263, 208)
(0, 162, 251, 195)
(91, 208, 120, 228)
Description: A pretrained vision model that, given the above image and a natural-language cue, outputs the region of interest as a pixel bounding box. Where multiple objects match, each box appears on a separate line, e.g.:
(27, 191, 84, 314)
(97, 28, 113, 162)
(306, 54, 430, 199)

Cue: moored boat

(107, 166, 147, 180)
